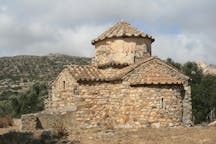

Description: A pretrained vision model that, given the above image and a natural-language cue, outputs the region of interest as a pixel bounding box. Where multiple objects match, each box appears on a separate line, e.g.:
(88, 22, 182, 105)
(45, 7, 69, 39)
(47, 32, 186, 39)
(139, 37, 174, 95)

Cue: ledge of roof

(97, 61, 129, 69)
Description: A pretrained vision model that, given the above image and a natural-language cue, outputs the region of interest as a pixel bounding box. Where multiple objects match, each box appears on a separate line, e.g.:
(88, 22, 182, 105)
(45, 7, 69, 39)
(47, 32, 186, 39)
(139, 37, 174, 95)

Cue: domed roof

(92, 21, 155, 44)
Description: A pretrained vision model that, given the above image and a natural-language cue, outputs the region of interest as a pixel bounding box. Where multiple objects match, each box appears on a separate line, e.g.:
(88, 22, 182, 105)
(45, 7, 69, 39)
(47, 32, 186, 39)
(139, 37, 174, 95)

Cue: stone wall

(21, 111, 78, 131)
(182, 84, 192, 124)
(47, 69, 78, 111)
(46, 66, 192, 129)
(21, 114, 37, 131)
(93, 37, 152, 67)
(75, 82, 184, 129)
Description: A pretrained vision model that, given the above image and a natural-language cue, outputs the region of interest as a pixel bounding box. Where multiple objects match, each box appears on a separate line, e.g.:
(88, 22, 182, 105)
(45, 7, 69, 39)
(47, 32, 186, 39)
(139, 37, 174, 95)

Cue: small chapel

(46, 21, 192, 128)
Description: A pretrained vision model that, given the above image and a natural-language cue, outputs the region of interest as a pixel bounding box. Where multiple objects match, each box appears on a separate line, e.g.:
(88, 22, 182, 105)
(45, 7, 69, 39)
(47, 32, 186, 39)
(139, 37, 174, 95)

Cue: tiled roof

(112, 57, 155, 79)
(67, 65, 106, 81)
(92, 21, 155, 44)
(123, 58, 187, 85)
(128, 67, 183, 85)
(65, 57, 188, 84)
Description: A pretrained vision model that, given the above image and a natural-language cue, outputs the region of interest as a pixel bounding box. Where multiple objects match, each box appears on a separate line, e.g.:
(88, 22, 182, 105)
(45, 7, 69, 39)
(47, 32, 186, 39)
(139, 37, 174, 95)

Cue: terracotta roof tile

(125, 58, 186, 85)
(67, 65, 106, 81)
(65, 57, 188, 84)
(92, 21, 154, 44)
(129, 68, 183, 85)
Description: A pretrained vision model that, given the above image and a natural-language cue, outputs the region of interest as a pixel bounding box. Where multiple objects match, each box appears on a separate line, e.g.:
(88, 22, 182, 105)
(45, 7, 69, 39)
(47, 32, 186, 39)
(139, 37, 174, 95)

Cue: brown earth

(1, 120, 216, 144)
(0, 119, 20, 135)
(72, 127, 216, 144)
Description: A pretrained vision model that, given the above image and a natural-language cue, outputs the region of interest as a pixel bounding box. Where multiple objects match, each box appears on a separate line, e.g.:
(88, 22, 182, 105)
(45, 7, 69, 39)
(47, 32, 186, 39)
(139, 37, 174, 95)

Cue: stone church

(46, 21, 192, 128)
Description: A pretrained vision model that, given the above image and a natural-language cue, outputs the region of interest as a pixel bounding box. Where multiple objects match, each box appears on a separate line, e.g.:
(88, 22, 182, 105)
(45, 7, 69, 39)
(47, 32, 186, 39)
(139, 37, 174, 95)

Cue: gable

(123, 58, 189, 85)
(52, 68, 77, 87)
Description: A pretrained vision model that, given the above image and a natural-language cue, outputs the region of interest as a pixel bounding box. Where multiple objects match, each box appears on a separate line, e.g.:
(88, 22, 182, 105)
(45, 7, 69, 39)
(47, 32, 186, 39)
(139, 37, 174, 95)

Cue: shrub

(4, 115, 14, 126)
(52, 120, 68, 139)
(0, 115, 14, 128)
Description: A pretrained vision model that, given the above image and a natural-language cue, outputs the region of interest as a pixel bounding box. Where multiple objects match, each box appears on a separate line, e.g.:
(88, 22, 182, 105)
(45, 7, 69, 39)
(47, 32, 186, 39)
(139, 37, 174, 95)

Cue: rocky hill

(196, 61, 216, 75)
(0, 54, 91, 100)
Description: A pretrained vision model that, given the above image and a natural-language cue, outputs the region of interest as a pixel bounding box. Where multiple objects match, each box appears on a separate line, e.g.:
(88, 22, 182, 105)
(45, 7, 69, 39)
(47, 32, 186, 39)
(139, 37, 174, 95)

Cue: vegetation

(53, 120, 68, 139)
(0, 131, 62, 144)
(166, 58, 216, 124)
(0, 54, 90, 118)
(0, 115, 14, 128)
(0, 82, 48, 118)
(0, 54, 91, 102)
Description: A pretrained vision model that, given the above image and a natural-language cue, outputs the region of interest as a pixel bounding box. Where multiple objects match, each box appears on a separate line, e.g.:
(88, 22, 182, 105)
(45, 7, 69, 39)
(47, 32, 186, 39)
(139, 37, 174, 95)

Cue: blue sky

(0, 0, 215, 64)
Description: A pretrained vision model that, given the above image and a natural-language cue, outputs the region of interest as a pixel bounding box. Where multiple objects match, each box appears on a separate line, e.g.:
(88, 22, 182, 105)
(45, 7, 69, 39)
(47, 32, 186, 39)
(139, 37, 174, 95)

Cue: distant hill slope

(196, 61, 216, 75)
(0, 54, 91, 100)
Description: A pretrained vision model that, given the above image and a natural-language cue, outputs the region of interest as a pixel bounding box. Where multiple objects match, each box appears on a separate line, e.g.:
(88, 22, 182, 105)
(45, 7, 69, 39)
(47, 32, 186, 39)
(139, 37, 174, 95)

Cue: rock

(88, 136, 94, 140)
(183, 119, 193, 127)
(169, 123, 174, 127)
(151, 122, 160, 128)
(208, 121, 216, 127)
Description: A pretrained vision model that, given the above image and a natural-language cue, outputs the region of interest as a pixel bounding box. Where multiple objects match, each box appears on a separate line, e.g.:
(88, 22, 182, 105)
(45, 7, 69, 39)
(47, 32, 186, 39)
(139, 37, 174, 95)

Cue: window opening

(63, 81, 65, 90)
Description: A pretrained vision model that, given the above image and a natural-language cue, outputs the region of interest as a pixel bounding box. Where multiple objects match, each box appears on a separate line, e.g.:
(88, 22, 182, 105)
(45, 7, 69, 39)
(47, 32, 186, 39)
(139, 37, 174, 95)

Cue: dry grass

(52, 120, 68, 139)
(0, 115, 14, 128)
(0, 119, 20, 135)
(1, 120, 216, 144)
(73, 126, 216, 144)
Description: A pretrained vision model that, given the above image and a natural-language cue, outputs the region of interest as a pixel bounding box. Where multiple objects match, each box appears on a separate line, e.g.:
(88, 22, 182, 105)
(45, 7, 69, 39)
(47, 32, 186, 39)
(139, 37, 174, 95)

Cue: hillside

(196, 61, 216, 75)
(0, 54, 91, 101)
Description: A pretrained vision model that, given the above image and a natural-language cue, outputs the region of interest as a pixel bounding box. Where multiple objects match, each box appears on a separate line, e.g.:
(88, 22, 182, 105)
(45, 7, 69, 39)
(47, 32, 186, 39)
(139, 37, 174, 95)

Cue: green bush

(0, 81, 48, 118)
(12, 81, 48, 117)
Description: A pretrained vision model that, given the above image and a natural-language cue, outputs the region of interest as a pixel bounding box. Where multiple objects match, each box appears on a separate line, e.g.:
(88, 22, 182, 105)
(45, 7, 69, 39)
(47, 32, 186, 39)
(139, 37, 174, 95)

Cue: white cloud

(0, 13, 13, 29)
(0, 22, 109, 57)
(153, 33, 214, 63)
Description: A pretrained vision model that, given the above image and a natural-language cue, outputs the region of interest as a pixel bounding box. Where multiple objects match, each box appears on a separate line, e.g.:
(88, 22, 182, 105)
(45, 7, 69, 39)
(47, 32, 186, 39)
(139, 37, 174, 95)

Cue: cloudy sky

(0, 0, 215, 64)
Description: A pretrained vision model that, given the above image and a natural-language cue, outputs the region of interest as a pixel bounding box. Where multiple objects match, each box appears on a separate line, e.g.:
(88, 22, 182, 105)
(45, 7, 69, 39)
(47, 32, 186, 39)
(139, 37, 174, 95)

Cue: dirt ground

(72, 126, 216, 144)
(1, 120, 216, 144)
(0, 119, 21, 135)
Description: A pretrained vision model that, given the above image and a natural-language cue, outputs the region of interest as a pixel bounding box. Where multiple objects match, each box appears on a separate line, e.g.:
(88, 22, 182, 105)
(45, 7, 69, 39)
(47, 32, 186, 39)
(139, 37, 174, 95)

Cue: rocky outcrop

(196, 61, 216, 75)
(208, 120, 216, 127)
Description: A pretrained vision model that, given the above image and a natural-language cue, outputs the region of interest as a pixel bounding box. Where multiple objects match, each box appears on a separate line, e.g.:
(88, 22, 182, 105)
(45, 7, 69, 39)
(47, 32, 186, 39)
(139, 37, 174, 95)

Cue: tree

(192, 75, 216, 123)
(7, 81, 48, 117)
(182, 62, 204, 85)
(165, 58, 182, 70)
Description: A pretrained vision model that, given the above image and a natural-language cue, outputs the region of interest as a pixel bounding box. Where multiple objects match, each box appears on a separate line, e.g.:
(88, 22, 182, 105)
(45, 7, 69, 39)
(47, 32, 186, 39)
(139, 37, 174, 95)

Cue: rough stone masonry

(22, 21, 192, 131)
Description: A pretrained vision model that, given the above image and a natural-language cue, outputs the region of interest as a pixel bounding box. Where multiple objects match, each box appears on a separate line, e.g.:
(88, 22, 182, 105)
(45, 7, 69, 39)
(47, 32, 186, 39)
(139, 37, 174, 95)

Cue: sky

(0, 0, 215, 64)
